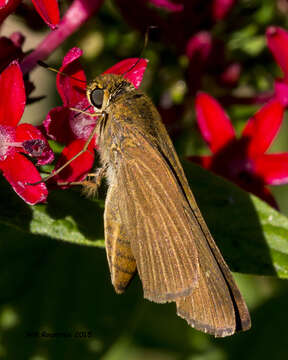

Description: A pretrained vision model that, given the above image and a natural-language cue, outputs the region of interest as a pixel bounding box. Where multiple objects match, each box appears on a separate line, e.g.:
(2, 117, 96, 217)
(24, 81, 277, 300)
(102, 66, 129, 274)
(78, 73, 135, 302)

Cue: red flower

(44, 47, 148, 184)
(266, 26, 288, 106)
(0, 61, 53, 204)
(189, 92, 287, 208)
(0, 0, 60, 29)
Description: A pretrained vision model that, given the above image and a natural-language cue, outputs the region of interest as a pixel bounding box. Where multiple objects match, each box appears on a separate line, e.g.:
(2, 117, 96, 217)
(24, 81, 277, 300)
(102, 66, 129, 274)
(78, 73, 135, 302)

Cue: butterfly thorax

(87, 74, 162, 167)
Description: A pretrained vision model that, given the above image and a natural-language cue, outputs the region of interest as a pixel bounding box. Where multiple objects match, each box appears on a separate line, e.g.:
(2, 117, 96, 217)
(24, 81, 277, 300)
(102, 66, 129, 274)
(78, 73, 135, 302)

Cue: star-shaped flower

(189, 92, 287, 208)
(0, 61, 53, 204)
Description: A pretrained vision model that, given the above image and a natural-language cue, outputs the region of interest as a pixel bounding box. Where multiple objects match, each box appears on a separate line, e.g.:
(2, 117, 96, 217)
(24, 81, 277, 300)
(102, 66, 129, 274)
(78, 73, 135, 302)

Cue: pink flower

(149, 0, 183, 12)
(185, 31, 213, 94)
(189, 92, 287, 208)
(186, 31, 212, 61)
(185, 31, 239, 94)
(212, 0, 235, 21)
(0, 61, 53, 204)
(0, 0, 60, 29)
(44, 47, 148, 184)
(266, 26, 288, 106)
(219, 62, 241, 87)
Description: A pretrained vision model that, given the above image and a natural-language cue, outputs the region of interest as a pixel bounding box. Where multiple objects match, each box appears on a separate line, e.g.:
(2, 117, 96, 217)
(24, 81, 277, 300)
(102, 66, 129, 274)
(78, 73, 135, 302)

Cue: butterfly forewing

(187, 203, 252, 334)
(154, 114, 251, 335)
(175, 220, 237, 337)
(116, 125, 250, 334)
(115, 129, 200, 303)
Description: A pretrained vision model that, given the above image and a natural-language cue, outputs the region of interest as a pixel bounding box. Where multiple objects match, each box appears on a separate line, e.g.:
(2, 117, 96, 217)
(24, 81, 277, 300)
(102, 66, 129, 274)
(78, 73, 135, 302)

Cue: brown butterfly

(82, 72, 251, 337)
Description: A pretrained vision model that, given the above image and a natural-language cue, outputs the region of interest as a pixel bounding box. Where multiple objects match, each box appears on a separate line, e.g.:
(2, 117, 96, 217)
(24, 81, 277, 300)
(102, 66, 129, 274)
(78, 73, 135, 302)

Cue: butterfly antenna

(37, 60, 87, 84)
(122, 25, 157, 78)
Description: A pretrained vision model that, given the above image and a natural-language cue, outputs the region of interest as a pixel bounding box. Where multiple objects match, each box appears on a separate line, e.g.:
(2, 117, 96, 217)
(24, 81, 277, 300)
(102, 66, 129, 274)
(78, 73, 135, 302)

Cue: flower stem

(21, 0, 104, 74)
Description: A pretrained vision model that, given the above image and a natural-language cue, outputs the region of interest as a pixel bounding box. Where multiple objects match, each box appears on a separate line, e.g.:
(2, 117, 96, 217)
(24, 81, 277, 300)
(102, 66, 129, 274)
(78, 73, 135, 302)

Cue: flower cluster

(44, 47, 148, 185)
(0, 46, 148, 202)
(0, 61, 53, 204)
(187, 26, 288, 208)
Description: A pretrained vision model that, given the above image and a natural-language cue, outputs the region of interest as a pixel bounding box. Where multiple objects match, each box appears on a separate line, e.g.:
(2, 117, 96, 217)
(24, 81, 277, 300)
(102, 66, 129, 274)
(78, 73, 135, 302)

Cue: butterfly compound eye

(90, 88, 104, 109)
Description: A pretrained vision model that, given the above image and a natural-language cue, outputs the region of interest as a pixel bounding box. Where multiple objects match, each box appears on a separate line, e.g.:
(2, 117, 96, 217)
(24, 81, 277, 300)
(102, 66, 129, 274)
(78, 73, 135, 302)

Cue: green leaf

(30, 190, 105, 247)
(183, 161, 288, 279)
(1, 161, 288, 278)
(0, 178, 105, 248)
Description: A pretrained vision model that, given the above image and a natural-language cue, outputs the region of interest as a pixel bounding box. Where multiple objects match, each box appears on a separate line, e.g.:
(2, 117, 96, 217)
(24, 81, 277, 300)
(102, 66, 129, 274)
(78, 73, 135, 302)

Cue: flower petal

(104, 58, 148, 89)
(57, 47, 87, 107)
(44, 106, 75, 144)
(52, 139, 95, 184)
(16, 123, 54, 165)
(10, 31, 25, 47)
(242, 99, 284, 158)
(253, 153, 288, 185)
(0, 0, 21, 24)
(0, 152, 48, 204)
(266, 26, 288, 81)
(44, 105, 96, 145)
(149, 0, 183, 12)
(212, 0, 235, 21)
(186, 31, 212, 60)
(0, 60, 25, 127)
(31, 0, 60, 29)
(195, 92, 235, 153)
(220, 62, 241, 87)
(274, 80, 288, 107)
